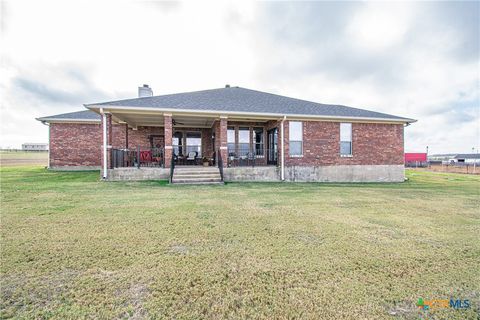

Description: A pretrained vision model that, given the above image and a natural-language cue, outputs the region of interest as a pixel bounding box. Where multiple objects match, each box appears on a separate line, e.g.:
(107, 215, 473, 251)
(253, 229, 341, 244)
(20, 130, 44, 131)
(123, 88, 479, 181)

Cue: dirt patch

(386, 300, 422, 319)
(0, 159, 47, 166)
(169, 244, 190, 255)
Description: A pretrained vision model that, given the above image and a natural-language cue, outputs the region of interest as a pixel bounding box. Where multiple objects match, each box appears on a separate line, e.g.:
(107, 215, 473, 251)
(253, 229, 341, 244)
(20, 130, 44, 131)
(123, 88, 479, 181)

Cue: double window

(226, 126, 265, 157)
(173, 131, 202, 156)
(340, 123, 352, 156)
(289, 121, 303, 156)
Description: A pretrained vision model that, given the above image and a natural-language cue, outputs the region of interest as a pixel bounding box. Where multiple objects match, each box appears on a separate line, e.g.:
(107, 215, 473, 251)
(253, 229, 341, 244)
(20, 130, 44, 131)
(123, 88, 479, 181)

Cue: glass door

(267, 128, 278, 165)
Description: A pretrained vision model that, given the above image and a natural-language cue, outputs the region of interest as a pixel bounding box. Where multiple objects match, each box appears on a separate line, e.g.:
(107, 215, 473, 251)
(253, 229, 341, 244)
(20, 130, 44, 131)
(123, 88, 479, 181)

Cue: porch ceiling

(110, 111, 272, 128)
(110, 112, 217, 128)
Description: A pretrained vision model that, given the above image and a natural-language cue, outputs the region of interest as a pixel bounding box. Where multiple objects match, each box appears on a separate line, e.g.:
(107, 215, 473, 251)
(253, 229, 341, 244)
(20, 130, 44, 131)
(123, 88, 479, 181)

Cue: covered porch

(99, 109, 284, 180)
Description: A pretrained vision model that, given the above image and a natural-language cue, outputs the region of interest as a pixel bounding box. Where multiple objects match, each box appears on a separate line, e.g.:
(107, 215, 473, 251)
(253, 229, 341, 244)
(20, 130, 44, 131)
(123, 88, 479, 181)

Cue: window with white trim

(340, 123, 352, 156)
(289, 121, 303, 156)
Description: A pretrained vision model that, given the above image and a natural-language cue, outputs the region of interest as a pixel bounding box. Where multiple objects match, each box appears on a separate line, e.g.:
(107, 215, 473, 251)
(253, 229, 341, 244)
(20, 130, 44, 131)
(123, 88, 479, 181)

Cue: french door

(267, 128, 278, 165)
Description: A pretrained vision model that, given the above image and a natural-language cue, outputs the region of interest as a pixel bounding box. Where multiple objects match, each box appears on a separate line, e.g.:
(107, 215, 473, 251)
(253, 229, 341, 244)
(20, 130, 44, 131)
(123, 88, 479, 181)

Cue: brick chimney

(138, 84, 153, 97)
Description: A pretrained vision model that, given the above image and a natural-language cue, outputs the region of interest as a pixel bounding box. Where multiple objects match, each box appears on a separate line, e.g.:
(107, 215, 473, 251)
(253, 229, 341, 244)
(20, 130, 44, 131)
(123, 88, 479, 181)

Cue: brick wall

(112, 126, 164, 149)
(49, 119, 404, 168)
(49, 123, 102, 167)
(284, 120, 404, 166)
(201, 128, 214, 158)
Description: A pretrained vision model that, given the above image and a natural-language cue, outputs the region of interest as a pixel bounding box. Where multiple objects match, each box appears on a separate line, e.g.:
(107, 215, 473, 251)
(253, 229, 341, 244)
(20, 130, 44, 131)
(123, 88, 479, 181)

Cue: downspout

(281, 115, 286, 181)
(47, 123, 50, 169)
(101, 108, 108, 179)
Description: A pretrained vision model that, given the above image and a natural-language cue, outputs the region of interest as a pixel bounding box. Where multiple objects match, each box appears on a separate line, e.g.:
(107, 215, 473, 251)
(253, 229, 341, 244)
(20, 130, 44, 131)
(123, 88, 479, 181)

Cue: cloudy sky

(1, 0, 478, 154)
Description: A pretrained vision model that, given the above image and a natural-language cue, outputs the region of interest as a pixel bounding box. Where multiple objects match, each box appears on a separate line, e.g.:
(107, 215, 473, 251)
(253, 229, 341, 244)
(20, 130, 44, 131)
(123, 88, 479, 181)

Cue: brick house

(37, 85, 415, 183)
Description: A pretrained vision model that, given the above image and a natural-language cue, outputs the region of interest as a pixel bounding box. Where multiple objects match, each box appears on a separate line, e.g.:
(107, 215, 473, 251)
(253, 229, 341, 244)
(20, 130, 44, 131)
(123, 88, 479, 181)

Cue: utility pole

(473, 147, 476, 174)
(426, 146, 429, 168)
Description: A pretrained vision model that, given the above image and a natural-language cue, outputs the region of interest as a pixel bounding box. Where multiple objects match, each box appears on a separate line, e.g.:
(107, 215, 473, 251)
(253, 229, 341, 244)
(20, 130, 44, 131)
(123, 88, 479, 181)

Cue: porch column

(164, 113, 173, 168)
(280, 116, 286, 181)
(219, 116, 228, 167)
(101, 111, 112, 179)
(107, 114, 112, 169)
(125, 123, 129, 149)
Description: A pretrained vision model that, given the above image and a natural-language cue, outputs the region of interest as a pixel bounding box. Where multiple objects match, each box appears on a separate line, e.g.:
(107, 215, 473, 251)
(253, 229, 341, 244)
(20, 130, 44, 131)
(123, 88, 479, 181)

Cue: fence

(405, 161, 428, 168)
(111, 147, 164, 168)
(408, 162, 479, 175)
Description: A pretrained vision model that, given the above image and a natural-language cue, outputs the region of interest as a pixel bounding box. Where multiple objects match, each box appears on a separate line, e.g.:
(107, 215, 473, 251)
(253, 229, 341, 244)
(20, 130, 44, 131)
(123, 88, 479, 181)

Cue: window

(173, 132, 183, 156)
(186, 132, 201, 155)
(340, 123, 352, 156)
(238, 127, 250, 156)
(227, 127, 236, 155)
(289, 121, 303, 156)
(253, 127, 264, 156)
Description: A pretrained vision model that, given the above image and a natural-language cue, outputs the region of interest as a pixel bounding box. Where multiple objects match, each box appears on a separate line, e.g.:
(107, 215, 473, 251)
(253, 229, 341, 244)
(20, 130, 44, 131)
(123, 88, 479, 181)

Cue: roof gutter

(35, 117, 101, 124)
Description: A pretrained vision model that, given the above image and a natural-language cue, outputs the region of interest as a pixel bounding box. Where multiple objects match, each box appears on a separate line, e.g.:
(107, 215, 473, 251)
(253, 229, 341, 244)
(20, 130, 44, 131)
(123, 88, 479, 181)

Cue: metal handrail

(217, 149, 224, 182)
(169, 153, 175, 183)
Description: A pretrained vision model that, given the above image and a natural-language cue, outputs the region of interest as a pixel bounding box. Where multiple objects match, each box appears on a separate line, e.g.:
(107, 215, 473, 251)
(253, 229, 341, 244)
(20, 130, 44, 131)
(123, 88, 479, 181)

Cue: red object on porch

(140, 150, 152, 162)
(404, 153, 427, 163)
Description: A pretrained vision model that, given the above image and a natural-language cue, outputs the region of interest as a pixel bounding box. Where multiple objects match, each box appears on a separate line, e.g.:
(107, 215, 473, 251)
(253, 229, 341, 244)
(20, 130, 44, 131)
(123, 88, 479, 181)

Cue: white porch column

(102, 109, 108, 179)
(281, 116, 286, 181)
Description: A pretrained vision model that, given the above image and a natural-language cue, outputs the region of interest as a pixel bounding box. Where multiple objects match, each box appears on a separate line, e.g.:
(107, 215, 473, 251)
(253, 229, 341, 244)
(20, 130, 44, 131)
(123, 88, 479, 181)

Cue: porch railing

(111, 147, 165, 168)
(226, 146, 277, 167)
(173, 146, 203, 165)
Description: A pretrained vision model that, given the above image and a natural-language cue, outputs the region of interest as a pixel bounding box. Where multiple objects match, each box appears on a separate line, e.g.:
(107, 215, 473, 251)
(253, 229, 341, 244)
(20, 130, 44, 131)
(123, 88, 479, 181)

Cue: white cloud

(346, 2, 413, 51)
(0, 1, 478, 153)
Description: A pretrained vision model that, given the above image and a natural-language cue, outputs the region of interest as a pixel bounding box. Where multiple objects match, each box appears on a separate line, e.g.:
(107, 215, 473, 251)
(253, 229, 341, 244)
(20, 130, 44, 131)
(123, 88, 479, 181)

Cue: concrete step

(174, 168, 219, 172)
(173, 174, 222, 180)
(172, 177, 223, 183)
(174, 171, 221, 176)
(173, 181, 225, 185)
(171, 166, 223, 185)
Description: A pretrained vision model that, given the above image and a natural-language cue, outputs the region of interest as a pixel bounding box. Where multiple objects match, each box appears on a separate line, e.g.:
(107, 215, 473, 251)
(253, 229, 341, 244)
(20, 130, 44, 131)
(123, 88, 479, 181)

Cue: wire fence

(408, 162, 480, 175)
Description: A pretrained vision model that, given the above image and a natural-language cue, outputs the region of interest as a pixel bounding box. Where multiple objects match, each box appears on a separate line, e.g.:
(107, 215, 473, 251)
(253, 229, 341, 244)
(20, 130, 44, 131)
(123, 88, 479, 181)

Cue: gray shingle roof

(454, 154, 480, 159)
(86, 87, 414, 122)
(37, 110, 101, 122)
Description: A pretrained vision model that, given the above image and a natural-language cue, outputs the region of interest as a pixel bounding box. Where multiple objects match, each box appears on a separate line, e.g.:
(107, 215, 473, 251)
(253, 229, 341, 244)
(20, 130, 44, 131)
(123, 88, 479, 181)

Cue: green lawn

(1, 167, 479, 319)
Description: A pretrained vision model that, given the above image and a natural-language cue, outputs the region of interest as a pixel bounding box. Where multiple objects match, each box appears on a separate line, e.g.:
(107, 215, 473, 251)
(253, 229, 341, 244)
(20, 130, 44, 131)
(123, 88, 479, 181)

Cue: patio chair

(186, 151, 198, 165)
(246, 151, 255, 167)
(228, 152, 237, 167)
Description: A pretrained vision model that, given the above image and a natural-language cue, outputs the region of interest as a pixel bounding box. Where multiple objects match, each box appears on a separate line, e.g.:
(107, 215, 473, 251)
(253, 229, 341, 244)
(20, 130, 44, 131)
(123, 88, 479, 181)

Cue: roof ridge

(84, 87, 229, 107)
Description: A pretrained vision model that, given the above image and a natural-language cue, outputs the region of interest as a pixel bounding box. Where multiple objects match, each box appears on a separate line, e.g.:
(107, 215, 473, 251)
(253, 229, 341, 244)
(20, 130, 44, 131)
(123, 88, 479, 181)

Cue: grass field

(1, 165, 479, 319)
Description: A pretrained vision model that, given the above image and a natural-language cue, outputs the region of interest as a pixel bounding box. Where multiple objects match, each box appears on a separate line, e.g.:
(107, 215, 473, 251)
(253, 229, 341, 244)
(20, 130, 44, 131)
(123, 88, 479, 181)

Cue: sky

(1, 0, 479, 154)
